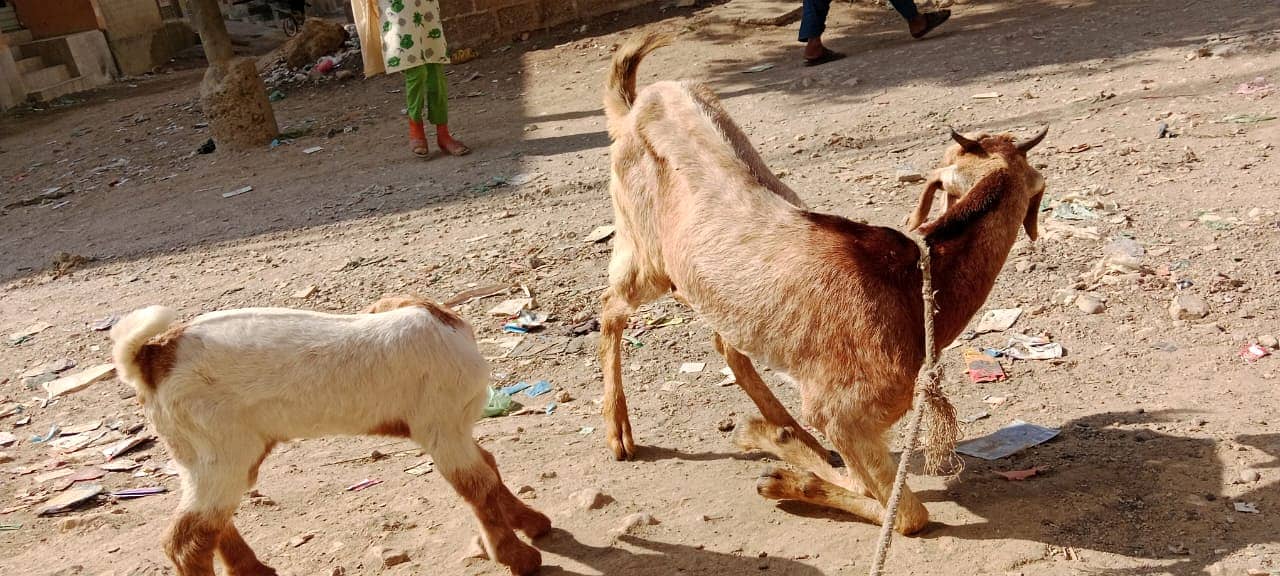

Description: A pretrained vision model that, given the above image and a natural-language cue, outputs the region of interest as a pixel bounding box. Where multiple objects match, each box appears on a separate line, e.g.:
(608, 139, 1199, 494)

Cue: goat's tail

(110, 305, 177, 391)
(604, 31, 670, 136)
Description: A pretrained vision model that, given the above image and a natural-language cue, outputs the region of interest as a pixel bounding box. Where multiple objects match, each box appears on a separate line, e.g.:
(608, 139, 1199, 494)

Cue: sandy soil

(2, 1, 1278, 575)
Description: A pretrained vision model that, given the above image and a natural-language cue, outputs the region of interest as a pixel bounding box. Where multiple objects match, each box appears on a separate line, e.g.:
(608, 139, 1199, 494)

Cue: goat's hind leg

(715, 335, 829, 460)
(432, 436, 541, 576)
(600, 286, 639, 460)
(166, 448, 262, 576)
(828, 423, 929, 535)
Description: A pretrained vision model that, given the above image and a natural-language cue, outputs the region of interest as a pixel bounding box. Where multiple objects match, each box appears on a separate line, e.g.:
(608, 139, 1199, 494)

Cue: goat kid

(598, 31, 1047, 535)
(110, 295, 549, 576)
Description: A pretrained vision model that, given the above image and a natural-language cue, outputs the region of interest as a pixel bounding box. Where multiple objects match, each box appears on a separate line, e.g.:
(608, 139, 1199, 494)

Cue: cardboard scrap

(964, 348, 1006, 383)
(975, 308, 1022, 334)
(36, 484, 102, 516)
(44, 364, 116, 399)
(956, 420, 1060, 460)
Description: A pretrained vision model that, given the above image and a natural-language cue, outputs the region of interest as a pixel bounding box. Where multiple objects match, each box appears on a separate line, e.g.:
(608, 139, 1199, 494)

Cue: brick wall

(440, 0, 660, 49)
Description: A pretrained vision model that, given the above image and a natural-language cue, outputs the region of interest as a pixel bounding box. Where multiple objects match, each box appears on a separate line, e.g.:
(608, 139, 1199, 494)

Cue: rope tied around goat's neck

(867, 234, 962, 576)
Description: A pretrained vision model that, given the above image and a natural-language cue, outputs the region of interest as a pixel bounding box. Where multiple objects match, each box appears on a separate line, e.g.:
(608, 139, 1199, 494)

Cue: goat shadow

(917, 410, 1278, 576)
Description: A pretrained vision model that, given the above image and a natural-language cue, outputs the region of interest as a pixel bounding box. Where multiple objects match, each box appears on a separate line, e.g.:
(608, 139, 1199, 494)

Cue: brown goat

(597, 32, 1047, 534)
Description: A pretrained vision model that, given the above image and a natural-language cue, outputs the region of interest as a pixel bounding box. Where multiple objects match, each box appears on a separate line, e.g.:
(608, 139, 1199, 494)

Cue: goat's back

(148, 307, 489, 444)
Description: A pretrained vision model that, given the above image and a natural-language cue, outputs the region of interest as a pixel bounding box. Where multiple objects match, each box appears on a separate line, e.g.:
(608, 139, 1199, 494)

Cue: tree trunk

(188, 0, 278, 150)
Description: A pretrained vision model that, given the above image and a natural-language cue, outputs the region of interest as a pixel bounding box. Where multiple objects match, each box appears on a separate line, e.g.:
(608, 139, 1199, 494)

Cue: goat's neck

(927, 205, 1027, 348)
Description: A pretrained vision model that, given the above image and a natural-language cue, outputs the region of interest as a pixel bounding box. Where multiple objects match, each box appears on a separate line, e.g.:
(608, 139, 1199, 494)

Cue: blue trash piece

(982, 348, 1003, 358)
(502, 323, 528, 334)
(544, 402, 557, 415)
(501, 381, 531, 396)
(525, 380, 552, 398)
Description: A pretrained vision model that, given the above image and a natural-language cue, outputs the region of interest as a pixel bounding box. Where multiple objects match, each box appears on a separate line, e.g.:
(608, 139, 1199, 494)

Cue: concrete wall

(23, 29, 119, 84)
(440, 0, 661, 50)
(11, 0, 104, 39)
(0, 31, 26, 110)
(94, 0, 196, 75)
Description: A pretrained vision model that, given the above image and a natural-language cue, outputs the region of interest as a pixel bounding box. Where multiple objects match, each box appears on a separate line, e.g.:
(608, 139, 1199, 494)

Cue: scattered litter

(0, 431, 15, 446)
(956, 420, 1060, 460)
(679, 362, 706, 374)
(644, 315, 685, 328)
(99, 459, 140, 472)
(444, 284, 508, 306)
(483, 387, 513, 418)
(222, 186, 253, 199)
(584, 225, 616, 243)
(507, 172, 544, 187)
(102, 435, 152, 461)
(268, 90, 286, 102)
(36, 484, 102, 516)
(995, 467, 1041, 481)
(974, 308, 1022, 334)
(488, 299, 533, 317)
(289, 533, 315, 548)
(89, 316, 118, 331)
(1241, 344, 1270, 362)
(1156, 122, 1171, 139)
(1053, 202, 1098, 221)
(983, 396, 1007, 405)
(44, 364, 115, 399)
(1198, 212, 1240, 230)
(578, 426, 595, 435)
(1218, 113, 1276, 124)
(0, 403, 20, 419)
(9, 322, 53, 344)
(971, 92, 1001, 99)
(31, 424, 61, 443)
(622, 334, 643, 348)
(503, 309, 548, 333)
(1235, 77, 1275, 97)
(1233, 501, 1260, 514)
(1002, 333, 1064, 360)
(61, 420, 102, 436)
(303, 146, 324, 155)
(111, 487, 167, 499)
(292, 285, 318, 299)
(959, 411, 990, 424)
(346, 478, 382, 492)
(544, 402, 557, 415)
(743, 63, 775, 73)
(964, 349, 1006, 383)
(524, 380, 552, 398)
(0, 524, 19, 531)
(36, 469, 75, 484)
(404, 460, 434, 476)
(717, 366, 736, 387)
(501, 382, 531, 396)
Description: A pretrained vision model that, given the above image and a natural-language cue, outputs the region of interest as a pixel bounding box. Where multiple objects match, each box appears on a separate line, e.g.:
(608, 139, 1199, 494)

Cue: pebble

(0, 451, 11, 464)
(896, 169, 926, 183)
(614, 512, 659, 534)
(289, 533, 314, 548)
(369, 546, 410, 568)
(1076, 293, 1106, 314)
(1051, 288, 1077, 306)
(331, 567, 346, 576)
(572, 488, 614, 510)
(540, 470, 557, 480)
(1259, 334, 1278, 349)
(517, 485, 536, 499)
(1169, 294, 1210, 320)
(1240, 469, 1261, 483)
(717, 418, 735, 432)
(555, 390, 574, 403)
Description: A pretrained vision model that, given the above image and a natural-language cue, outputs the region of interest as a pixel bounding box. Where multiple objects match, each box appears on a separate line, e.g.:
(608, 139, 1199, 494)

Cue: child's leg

(404, 65, 430, 157)
(425, 63, 471, 156)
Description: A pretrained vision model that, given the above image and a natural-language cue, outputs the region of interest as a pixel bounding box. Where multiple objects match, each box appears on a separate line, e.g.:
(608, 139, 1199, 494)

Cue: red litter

(964, 348, 1007, 383)
(346, 478, 382, 491)
(1241, 344, 1271, 362)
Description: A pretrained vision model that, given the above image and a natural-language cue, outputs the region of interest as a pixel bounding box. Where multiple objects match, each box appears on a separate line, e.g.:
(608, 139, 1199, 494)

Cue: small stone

(613, 512, 659, 534)
(1259, 334, 1278, 349)
(370, 449, 385, 461)
(717, 418, 735, 432)
(1169, 294, 1210, 320)
(293, 285, 318, 299)
(572, 488, 613, 510)
(1051, 288, 1077, 306)
(331, 567, 346, 576)
(540, 470, 557, 480)
(0, 451, 11, 464)
(517, 485, 535, 495)
(1076, 293, 1106, 314)
(369, 546, 410, 568)
(1240, 469, 1261, 483)
(288, 533, 314, 548)
(896, 169, 926, 183)
(555, 390, 573, 403)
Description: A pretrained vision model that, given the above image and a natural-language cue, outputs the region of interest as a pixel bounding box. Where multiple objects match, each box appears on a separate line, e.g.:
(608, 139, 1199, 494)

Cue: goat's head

(905, 127, 1048, 240)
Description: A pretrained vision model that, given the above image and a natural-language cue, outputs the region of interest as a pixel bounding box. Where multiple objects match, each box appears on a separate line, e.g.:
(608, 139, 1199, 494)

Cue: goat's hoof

(755, 466, 796, 501)
(499, 542, 542, 576)
(519, 509, 552, 539)
(607, 434, 636, 461)
(894, 506, 930, 536)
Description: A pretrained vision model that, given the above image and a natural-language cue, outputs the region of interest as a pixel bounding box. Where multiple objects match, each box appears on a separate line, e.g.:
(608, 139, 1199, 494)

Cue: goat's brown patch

(165, 511, 224, 576)
(363, 295, 466, 330)
(919, 168, 1011, 243)
(369, 419, 412, 437)
(134, 324, 187, 391)
(218, 524, 273, 576)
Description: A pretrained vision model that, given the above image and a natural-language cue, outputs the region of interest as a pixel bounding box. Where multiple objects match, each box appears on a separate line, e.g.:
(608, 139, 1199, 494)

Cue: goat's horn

(948, 127, 982, 151)
(1016, 126, 1049, 153)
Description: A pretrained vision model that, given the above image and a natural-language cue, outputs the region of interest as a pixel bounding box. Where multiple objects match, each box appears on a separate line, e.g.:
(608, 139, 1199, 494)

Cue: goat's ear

(905, 170, 944, 231)
(1023, 190, 1042, 241)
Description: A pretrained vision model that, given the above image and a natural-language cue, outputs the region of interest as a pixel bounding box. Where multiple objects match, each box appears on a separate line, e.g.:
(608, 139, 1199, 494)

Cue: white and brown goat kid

(110, 296, 549, 576)
(598, 32, 1047, 534)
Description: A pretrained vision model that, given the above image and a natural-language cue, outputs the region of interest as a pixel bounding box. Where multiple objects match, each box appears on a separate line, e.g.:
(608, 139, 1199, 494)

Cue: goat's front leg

(714, 334, 829, 459)
(735, 417, 869, 497)
(829, 423, 929, 535)
(218, 524, 276, 576)
(600, 288, 638, 460)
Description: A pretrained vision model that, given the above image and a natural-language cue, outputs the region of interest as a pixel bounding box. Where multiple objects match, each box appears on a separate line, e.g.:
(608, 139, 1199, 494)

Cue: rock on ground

(1169, 294, 1210, 320)
(283, 18, 347, 69)
(572, 488, 614, 510)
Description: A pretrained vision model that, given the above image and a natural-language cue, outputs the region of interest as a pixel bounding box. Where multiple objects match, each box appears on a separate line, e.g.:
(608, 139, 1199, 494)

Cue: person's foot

(409, 119, 430, 158)
(435, 125, 471, 156)
(909, 9, 951, 39)
(802, 38, 846, 67)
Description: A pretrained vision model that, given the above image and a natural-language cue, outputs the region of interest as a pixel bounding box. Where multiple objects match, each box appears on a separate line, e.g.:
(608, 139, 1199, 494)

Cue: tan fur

(598, 32, 1047, 535)
(364, 294, 466, 330)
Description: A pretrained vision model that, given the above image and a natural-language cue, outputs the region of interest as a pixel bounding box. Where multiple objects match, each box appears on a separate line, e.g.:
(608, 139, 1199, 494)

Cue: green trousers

(405, 63, 448, 125)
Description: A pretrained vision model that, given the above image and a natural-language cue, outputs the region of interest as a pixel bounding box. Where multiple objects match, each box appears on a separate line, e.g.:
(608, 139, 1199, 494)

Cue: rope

(867, 233, 944, 576)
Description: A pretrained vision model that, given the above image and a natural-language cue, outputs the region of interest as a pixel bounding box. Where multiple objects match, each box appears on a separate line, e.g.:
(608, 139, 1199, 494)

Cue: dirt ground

(2, 0, 1279, 574)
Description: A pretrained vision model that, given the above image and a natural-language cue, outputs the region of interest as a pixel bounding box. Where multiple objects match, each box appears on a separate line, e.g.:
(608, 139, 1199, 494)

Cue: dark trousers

(799, 0, 920, 41)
